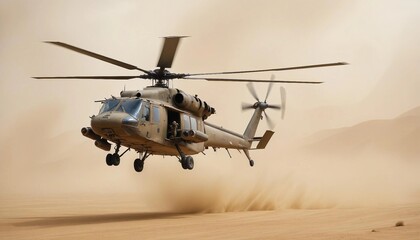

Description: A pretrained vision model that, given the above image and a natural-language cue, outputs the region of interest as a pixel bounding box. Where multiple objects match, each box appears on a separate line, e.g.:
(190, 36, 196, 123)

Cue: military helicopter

(35, 37, 346, 172)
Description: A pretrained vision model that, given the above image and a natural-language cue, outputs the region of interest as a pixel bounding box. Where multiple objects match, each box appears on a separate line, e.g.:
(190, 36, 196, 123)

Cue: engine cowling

(120, 90, 141, 98)
(173, 91, 215, 119)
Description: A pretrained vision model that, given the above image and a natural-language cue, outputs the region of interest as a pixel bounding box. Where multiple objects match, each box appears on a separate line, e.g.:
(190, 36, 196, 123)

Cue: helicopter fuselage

(88, 86, 251, 157)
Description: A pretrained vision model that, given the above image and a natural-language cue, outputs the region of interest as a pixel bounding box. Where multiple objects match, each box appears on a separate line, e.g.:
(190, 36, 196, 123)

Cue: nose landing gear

(106, 153, 120, 166)
(105, 143, 129, 167)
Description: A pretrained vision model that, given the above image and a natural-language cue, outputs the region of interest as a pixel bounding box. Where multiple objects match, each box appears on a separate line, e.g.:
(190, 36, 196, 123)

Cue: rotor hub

(258, 102, 269, 110)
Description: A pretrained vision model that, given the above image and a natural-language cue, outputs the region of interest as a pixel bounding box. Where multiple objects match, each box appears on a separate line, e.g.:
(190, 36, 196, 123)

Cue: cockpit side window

(153, 106, 160, 123)
(141, 102, 150, 121)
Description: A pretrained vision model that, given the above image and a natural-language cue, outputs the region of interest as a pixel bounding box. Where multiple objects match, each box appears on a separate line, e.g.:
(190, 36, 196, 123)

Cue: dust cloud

(3, 104, 419, 213)
(1, 0, 420, 214)
(140, 127, 420, 213)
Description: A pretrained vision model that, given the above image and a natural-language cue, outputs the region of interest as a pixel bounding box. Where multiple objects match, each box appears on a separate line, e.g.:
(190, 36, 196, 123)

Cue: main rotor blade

(184, 77, 322, 84)
(247, 82, 259, 102)
(157, 36, 186, 69)
(33, 75, 141, 80)
(45, 42, 151, 74)
(188, 62, 348, 76)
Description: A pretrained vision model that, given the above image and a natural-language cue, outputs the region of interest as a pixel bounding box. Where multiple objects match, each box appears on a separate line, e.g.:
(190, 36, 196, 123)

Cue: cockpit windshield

(121, 99, 142, 118)
(99, 99, 142, 119)
(99, 99, 119, 114)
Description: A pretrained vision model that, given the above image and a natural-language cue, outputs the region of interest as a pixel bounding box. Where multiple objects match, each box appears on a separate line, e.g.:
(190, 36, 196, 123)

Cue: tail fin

(243, 108, 264, 140)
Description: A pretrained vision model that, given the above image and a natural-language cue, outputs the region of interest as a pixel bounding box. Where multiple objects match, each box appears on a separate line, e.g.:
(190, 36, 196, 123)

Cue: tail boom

(204, 122, 250, 149)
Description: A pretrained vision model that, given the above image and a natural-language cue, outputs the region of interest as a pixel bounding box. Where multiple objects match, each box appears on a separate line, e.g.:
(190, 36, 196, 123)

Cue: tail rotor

(241, 75, 286, 129)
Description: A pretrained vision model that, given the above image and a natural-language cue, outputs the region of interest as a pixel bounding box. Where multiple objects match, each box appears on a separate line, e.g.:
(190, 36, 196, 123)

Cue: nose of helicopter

(91, 112, 138, 138)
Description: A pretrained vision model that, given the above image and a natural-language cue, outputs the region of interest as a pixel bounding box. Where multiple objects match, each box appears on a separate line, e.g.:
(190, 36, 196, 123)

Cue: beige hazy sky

(1, 0, 419, 135)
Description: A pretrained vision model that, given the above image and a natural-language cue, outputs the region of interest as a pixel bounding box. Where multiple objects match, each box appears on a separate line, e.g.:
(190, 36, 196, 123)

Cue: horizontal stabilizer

(254, 130, 274, 149)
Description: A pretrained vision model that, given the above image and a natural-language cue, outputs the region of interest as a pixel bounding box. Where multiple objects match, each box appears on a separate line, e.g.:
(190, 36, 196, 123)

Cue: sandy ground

(1, 195, 419, 240)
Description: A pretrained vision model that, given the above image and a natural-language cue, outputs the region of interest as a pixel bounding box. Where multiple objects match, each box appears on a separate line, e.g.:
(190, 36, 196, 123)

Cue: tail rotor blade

(241, 102, 255, 111)
(263, 110, 275, 130)
(264, 75, 275, 102)
(267, 104, 281, 110)
(280, 86, 287, 119)
(247, 82, 259, 102)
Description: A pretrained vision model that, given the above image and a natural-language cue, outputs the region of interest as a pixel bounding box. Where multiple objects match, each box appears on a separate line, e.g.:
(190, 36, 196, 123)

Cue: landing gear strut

(175, 144, 194, 170)
(134, 151, 150, 173)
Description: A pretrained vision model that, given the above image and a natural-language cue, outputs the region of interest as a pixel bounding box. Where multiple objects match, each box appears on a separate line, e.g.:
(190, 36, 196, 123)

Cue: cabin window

(190, 117, 197, 130)
(181, 114, 199, 130)
(153, 106, 160, 123)
(183, 114, 190, 129)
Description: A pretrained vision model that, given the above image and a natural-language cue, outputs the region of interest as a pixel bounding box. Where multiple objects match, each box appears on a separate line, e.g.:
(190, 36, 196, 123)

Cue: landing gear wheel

(106, 154, 113, 166)
(181, 156, 194, 170)
(134, 158, 144, 172)
(181, 159, 188, 170)
(112, 153, 120, 166)
(249, 160, 254, 167)
(187, 156, 194, 170)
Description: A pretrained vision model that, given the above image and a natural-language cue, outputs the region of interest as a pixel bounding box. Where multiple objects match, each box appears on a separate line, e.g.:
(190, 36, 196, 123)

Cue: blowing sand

(1, 194, 420, 240)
